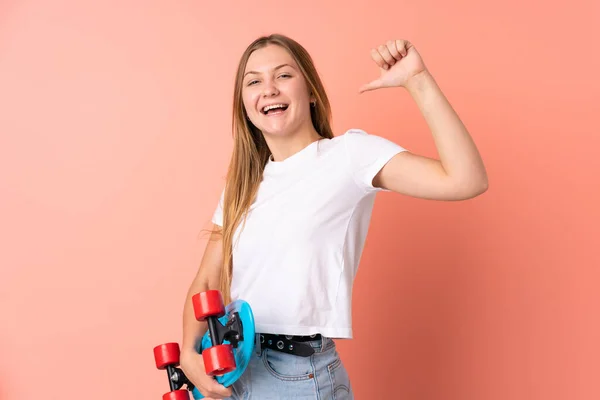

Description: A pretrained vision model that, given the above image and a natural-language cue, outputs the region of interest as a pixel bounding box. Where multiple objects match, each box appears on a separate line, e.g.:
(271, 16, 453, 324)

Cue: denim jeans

(226, 335, 354, 399)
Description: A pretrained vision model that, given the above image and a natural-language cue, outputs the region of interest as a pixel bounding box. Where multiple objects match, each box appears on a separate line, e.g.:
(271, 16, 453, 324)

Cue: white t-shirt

(211, 128, 407, 338)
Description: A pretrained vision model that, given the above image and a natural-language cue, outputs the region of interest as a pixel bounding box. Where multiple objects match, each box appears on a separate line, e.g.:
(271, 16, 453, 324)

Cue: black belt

(259, 333, 322, 357)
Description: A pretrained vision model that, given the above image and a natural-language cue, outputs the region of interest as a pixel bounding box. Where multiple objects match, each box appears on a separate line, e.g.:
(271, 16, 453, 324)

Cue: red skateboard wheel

(192, 290, 225, 321)
(162, 390, 190, 400)
(153, 342, 180, 369)
(202, 344, 236, 376)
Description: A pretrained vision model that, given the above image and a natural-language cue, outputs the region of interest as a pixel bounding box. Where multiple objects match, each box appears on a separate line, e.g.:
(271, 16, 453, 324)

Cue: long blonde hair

(217, 34, 334, 304)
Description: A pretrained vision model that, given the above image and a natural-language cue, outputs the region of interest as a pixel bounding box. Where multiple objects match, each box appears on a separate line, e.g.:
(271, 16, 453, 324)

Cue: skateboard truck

(165, 363, 193, 392)
(206, 310, 244, 348)
(166, 362, 194, 392)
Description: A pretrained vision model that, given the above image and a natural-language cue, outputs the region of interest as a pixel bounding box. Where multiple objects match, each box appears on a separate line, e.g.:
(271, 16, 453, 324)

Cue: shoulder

(339, 128, 404, 154)
(318, 128, 402, 158)
(315, 128, 368, 155)
(339, 128, 369, 140)
(322, 128, 375, 148)
(339, 128, 390, 148)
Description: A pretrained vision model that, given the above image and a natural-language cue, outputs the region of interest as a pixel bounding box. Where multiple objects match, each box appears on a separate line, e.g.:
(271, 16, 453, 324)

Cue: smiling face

(241, 44, 315, 139)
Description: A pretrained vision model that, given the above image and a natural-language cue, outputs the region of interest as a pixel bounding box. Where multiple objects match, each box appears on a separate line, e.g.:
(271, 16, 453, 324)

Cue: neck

(264, 126, 322, 162)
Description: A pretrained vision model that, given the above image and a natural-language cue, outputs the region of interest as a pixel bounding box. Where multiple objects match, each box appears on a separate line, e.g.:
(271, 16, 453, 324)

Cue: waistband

(264, 333, 322, 342)
(255, 333, 334, 356)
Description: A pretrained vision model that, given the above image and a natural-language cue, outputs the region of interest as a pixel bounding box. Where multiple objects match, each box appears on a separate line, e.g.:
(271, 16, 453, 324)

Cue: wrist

(404, 69, 434, 93)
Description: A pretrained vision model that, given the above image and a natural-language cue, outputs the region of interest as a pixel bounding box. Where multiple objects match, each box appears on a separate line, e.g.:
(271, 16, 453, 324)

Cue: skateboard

(153, 290, 255, 400)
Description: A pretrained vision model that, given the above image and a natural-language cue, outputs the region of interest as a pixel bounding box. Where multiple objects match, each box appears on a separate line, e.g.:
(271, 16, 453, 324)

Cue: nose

(261, 80, 279, 97)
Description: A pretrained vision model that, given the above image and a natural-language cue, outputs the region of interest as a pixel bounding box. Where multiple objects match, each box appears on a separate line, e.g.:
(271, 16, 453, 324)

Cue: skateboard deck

(192, 299, 255, 399)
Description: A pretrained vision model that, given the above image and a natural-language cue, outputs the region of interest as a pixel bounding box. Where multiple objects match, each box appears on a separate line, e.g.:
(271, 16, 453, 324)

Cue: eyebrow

(244, 63, 294, 77)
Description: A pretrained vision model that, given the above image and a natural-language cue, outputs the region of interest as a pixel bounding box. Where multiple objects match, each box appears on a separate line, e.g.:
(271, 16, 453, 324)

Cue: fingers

(395, 40, 409, 57)
(370, 39, 410, 69)
(370, 47, 388, 69)
(201, 380, 232, 399)
(181, 351, 232, 399)
(373, 45, 395, 68)
(217, 384, 233, 398)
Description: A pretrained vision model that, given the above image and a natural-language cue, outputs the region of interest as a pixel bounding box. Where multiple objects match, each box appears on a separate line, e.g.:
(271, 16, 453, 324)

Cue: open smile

(261, 103, 289, 116)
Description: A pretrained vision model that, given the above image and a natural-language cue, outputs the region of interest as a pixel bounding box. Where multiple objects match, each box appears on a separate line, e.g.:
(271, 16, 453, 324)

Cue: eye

(247, 79, 259, 86)
(278, 73, 291, 78)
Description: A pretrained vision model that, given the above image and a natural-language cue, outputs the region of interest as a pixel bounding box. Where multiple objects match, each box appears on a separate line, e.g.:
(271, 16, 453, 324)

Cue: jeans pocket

(327, 357, 353, 399)
(262, 349, 314, 381)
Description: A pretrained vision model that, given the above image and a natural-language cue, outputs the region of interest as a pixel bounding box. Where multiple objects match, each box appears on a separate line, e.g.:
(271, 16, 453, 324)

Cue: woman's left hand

(359, 39, 428, 93)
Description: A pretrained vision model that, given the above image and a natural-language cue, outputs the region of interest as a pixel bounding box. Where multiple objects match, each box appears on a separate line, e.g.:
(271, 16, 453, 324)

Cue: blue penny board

(192, 299, 255, 399)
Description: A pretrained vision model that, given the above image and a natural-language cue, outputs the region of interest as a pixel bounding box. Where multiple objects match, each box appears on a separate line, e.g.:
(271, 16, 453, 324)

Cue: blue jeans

(226, 335, 354, 399)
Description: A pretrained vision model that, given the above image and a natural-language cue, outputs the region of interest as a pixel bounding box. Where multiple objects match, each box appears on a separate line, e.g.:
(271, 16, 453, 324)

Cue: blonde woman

(180, 34, 488, 399)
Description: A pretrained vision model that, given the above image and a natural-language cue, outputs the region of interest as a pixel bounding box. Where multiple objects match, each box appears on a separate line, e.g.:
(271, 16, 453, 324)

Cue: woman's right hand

(180, 348, 233, 399)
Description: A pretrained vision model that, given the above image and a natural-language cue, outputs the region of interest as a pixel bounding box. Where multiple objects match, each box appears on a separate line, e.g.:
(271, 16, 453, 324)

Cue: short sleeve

(211, 189, 225, 226)
(343, 128, 407, 192)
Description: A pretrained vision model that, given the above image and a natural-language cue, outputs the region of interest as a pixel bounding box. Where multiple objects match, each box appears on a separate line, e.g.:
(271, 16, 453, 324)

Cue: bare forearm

(405, 70, 488, 188)
(181, 228, 224, 353)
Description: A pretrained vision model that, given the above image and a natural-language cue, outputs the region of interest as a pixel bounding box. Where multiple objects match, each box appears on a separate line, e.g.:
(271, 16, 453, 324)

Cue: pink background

(1, 1, 598, 399)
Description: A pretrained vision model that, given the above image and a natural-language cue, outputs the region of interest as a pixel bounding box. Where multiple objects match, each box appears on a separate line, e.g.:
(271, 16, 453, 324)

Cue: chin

(261, 128, 290, 138)
(259, 122, 295, 137)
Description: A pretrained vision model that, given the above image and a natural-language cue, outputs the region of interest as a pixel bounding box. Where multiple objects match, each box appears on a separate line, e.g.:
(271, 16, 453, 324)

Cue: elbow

(468, 174, 489, 198)
(481, 176, 489, 193)
(454, 174, 488, 200)
(478, 169, 489, 193)
(474, 180, 488, 197)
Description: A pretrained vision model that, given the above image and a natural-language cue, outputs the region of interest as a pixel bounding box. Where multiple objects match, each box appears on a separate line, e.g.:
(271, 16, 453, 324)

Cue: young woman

(179, 34, 488, 399)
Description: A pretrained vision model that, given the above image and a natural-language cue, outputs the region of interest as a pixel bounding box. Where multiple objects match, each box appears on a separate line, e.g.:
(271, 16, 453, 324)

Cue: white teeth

(262, 104, 288, 113)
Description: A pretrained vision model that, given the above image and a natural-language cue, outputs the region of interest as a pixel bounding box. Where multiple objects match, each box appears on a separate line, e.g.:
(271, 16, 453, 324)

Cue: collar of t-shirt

(263, 138, 324, 176)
